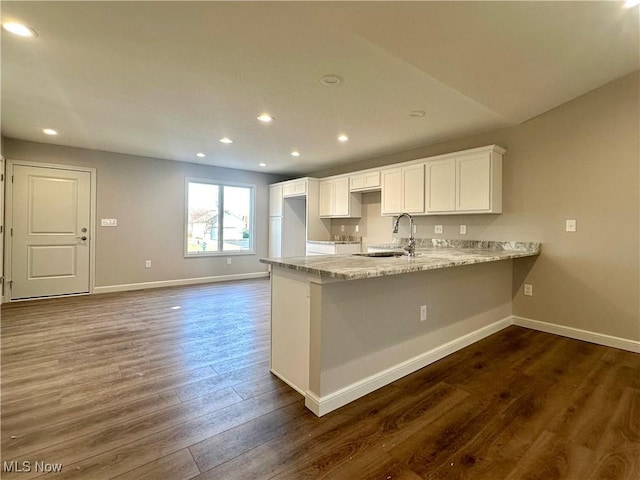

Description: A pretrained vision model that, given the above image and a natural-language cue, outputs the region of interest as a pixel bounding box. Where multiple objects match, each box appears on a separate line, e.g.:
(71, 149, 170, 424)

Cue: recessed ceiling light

(257, 114, 273, 123)
(624, 0, 640, 8)
(338, 134, 349, 142)
(291, 151, 300, 157)
(219, 137, 233, 144)
(320, 75, 343, 87)
(42, 128, 58, 136)
(196, 152, 205, 158)
(2, 22, 37, 37)
(410, 110, 426, 118)
(259, 163, 267, 167)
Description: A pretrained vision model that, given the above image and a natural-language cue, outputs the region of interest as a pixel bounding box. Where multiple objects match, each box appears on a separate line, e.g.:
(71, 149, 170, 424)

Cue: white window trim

(184, 177, 256, 257)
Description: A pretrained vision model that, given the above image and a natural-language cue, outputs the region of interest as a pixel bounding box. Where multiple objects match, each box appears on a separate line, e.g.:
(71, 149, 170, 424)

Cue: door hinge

(11, 175, 14, 183)
(1, 173, 3, 182)
(10, 227, 13, 237)
(0, 225, 3, 234)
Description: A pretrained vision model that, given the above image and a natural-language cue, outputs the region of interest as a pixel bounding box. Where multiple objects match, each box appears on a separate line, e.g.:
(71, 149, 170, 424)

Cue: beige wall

(312, 261, 512, 397)
(315, 72, 640, 342)
(2, 140, 287, 289)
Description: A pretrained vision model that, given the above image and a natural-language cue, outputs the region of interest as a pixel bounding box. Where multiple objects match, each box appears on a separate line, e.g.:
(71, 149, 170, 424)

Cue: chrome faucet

(392, 213, 416, 256)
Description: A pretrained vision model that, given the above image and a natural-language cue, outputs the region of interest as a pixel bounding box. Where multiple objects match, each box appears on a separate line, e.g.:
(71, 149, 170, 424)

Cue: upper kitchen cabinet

(425, 145, 505, 214)
(282, 178, 307, 197)
(269, 178, 332, 256)
(381, 163, 425, 216)
(319, 177, 362, 218)
(269, 184, 283, 217)
(425, 159, 456, 213)
(349, 171, 381, 192)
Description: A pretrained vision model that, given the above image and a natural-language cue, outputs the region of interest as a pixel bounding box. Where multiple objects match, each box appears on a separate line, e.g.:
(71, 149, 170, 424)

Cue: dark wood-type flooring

(1, 278, 638, 479)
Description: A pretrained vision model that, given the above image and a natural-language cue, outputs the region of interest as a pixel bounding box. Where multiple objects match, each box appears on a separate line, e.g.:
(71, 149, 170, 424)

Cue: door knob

(77, 236, 88, 241)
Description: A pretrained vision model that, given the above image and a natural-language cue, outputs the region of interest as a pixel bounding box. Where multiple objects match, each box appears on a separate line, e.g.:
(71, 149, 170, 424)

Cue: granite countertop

(260, 240, 540, 281)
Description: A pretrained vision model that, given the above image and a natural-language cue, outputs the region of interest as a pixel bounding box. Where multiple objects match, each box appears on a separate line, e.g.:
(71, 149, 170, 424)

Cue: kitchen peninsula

(260, 240, 540, 416)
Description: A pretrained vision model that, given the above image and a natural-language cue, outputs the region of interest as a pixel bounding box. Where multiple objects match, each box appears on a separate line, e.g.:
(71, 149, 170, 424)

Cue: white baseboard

(305, 316, 513, 417)
(94, 272, 269, 294)
(512, 315, 640, 353)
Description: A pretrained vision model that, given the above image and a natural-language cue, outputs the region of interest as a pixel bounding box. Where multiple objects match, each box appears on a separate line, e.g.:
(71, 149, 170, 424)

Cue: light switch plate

(434, 225, 443, 234)
(565, 219, 577, 232)
(101, 218, 117, 227)
(524, 284, 533, 296)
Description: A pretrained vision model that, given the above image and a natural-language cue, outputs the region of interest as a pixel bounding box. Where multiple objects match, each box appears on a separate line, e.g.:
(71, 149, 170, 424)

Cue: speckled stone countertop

(260, 240, 540, 280)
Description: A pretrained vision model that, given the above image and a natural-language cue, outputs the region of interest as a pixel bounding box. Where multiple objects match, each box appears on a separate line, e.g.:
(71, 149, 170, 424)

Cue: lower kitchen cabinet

(306, 241, 362, 255)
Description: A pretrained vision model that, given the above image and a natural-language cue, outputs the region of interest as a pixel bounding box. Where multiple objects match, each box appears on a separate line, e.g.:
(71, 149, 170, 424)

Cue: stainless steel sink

(352, 251, 406, 258)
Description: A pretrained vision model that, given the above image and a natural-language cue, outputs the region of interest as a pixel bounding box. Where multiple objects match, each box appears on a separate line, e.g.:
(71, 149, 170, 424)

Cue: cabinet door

(283, 179, 307, 197)
(269, 185, 283, 216)
(319, 181, 333, 217)
(426, 159, 456, 213)
(402, 164, 425, 213)
(457, 153, 491, 211)
(381, 168, 402, 215)
(332, 177, 350, 216)
(350, 171, 381, 191)
(269, 216, 282, 257)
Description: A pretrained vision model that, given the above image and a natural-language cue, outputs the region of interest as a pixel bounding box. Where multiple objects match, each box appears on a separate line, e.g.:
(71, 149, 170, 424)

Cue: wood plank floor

(1, 278, 638, 479)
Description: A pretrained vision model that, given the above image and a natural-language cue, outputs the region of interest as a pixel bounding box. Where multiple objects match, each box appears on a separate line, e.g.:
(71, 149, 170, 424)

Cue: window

(185, 179, 255, 256)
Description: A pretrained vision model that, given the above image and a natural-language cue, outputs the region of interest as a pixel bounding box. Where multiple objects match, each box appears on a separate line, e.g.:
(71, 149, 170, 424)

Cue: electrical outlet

(340, 225, 345, 232)
(226, 258, 232, 265)
(413, 224, 417, 234)
(434, 225, 443, 234)
(420, 304, 427, 321)
(355, 225, 359, 233)
(524, 284, 533, 296)
(460, 225, 467, 235)
(565, 219, 577, 232)
(145, 260, 151, 268)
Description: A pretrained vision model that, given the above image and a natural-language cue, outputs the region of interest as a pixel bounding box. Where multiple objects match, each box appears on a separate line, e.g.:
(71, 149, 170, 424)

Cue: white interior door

(10, 164, 92, 300)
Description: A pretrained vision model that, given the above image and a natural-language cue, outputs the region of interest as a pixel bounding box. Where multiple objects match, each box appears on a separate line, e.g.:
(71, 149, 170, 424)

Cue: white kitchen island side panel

(269, 260, 513, 415)
(270, 267, 312, 395)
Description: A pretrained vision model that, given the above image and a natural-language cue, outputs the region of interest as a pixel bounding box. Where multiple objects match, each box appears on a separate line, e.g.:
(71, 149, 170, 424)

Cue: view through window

(186, 179, 254, 255)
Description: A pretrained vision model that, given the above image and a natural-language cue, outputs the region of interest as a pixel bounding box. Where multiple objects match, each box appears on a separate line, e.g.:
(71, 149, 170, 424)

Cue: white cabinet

(269, 184, 283, 217)
(319, 181, 333, 217)
(381, 164, 425, 216)
(457, 152, 497, 212)
(425, 148, 503, 214)
(425, 159, 456, 213)
(268, 178, 332, 258)
(350, 171, 381, 192)
(305, 242, 362, 256)
(282, 179, 307, 197)
(319, 177, 361, 218)
(269, 216, 282, 257)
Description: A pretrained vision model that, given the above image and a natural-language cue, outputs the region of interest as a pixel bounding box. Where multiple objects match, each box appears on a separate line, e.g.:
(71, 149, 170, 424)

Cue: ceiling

(1, 1, 638, 175)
